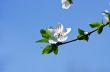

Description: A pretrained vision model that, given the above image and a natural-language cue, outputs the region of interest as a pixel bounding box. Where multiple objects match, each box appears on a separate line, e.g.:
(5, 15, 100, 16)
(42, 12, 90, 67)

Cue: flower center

(54, 32, 63, 38)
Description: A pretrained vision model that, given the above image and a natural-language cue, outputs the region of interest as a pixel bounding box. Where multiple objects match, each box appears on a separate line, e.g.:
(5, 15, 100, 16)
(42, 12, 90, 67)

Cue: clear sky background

(0, 0, 110, 72)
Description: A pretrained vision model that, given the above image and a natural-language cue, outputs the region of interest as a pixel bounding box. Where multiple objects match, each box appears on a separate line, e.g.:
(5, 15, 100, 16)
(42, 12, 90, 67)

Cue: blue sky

(0, 0, 110, 72)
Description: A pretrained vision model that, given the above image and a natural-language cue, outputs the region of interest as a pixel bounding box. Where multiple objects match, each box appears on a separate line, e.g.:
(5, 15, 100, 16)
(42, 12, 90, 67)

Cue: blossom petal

(104, 10, 109, 13)
(102, 11, 109, 22)
(104, 16, 109, 22)
(84, 32, 89, 35)
(62, 0, 71, 9)
(48, 28, 55, 37)
(48, 39, 57, 44)
(48, 23, 71, 43)
(57, 36, 68, 42)
(54, 24, 64, 35)
(61, 0, 66, 3)
(48, 28, 53, 33)
(63, 28, 71, 36)
(57, 24, 64, 32)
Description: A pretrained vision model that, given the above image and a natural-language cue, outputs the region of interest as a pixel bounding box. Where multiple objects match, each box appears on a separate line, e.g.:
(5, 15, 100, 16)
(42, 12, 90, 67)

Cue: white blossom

(61, 0, 72, 9)
(102, 10, 110, 22)
(48, 24, 71, 44)
(84, 32, 89, 35)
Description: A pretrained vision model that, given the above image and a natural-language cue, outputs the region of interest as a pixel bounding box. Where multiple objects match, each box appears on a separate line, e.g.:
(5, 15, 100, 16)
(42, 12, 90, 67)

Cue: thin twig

(57, 22, 110, 46)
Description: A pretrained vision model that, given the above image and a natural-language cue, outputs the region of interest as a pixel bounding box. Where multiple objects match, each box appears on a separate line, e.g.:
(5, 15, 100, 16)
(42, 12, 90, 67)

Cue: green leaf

(89, 22, 103, 28)
(36, 39, 48, 43)
(108, 22, 110, 27)
(77, 35, 89, 41)
(77, 35, 84, 40)
(40, 29, 50, 39)
(67, 0, 73, 4)
(53, 48, 58, 55)
(97, 25, 104, 34)
(52, 44, 58, 55)
(89, 22, 104, 34)
(84, 35, 89, 41)
(77, 28, 89, 41)
(109, 23, 110, 27)
(42, 44, 58, 55)
(107, 15, 110, 22)
(78, 28, 84, 35)
(42, 45, 53, 54)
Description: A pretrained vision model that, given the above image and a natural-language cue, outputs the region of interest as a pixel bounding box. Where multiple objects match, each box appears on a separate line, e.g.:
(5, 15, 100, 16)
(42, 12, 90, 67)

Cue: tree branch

(57, 22, 110, 46)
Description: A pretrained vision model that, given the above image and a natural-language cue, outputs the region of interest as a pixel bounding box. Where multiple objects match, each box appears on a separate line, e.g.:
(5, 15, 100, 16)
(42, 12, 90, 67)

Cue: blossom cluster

(36, 1, 110, 55)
